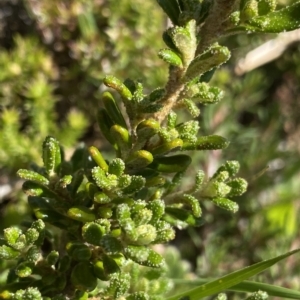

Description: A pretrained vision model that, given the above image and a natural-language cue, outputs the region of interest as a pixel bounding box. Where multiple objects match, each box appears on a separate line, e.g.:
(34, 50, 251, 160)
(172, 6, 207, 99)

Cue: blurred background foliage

(0, 0, 300, 296)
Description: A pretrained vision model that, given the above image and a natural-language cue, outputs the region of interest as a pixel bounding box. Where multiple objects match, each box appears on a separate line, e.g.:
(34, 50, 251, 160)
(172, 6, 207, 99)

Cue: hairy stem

(151, 67, 185, 124)
(197, 0, 237, 54)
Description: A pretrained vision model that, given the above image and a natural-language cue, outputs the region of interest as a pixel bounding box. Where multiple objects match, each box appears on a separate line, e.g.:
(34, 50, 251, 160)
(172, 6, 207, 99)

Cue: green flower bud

(227, 178, 248, 197)
(26, 246, 40, 263)
(167, 20, 197, 64)
(183, 194, 202, 217)
(154, 221, 175, 243)
(167, 111, 177, 129)
(182, 98, 200, 117)
(240, 0, 258, 21)
(202, 181, 231, 198)
(94, 192, 111, 204)
(124, 245, 164, 268)
(148, 200, 165, 223)
(97, 207, 113, 219)
(31, 219, 45, 232)
(118, 174, 132, 189)
(214, 161, 240, 177)
(212, 197, 239, 213)
(57, 175, 72, 188)
(15, 262, 33, 277)
(122, 176, 145, 194)
(134, 224, 157, 245)
(0, 245, 20, 259)
(4, 227, 23, 249)
(92, 167, 118, 190)
(14, 287, 42, 300)
(177, 120, 200, 142)
(193, 82, 223, 104)
(246, 290, 268, 300)
(109, 158, 125, 176)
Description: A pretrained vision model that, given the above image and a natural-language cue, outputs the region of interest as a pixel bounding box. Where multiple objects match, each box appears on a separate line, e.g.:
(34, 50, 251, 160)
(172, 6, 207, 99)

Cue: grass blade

(167, 248, 300, 300)
(172, 279, 300, 299)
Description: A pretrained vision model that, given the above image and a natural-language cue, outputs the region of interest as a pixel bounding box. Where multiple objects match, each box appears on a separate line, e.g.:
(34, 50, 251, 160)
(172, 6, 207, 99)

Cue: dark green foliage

(1, 0, 300, 299)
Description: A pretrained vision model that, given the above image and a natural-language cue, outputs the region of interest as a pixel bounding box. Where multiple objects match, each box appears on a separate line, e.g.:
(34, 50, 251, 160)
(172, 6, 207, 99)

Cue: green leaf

(97, 109, 117, 147)
(183, 135, 229, 151)
(67, 206, 96, 222)
(174, 278, 300, 299)
(66, 242, 92, 261)
(165, 207, 203, 227)
(93, 260, 108, 281)
(246, 2, 300, 33)
(102, 91, 128, 128)
(110, 124, 132, 157)
(126, 150, 154, 170)
(82, 222, 106, 245)
(157, 0, 181, 25)
(158, 48, 183, 67)
(150, 138, 183, 156)
(103, 75, 133, 101)
(71, 262, 98, 291)
(42, 136, 61, 176)
(17, 170, 49, 186)
(184, 45, 230, 81)
(88, 146, 109, 171)
(166, 248, 300, 300)
(150, 154, 191, 173)
(258, 0, 276, 16)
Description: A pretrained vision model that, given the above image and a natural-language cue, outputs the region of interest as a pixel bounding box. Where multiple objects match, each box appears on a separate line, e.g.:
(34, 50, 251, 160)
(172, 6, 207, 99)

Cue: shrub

(1, 1, 300, 299)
